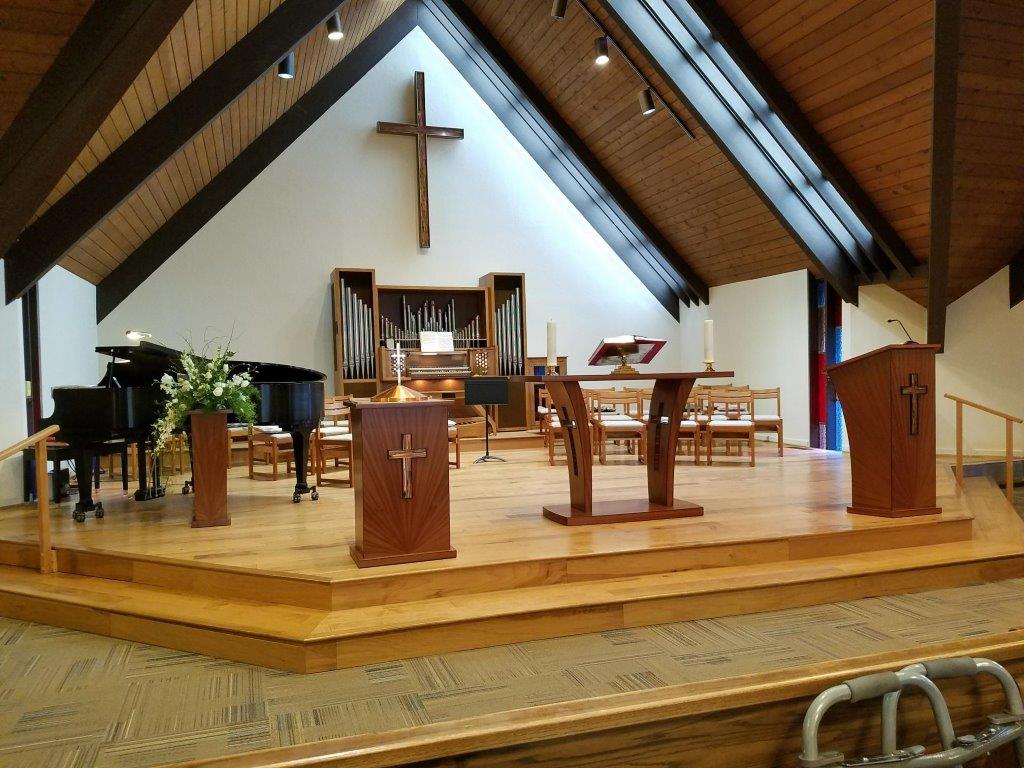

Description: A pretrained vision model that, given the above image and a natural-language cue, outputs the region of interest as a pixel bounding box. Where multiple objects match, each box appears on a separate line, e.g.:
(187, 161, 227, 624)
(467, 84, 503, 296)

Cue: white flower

(213, 386, 224, 397)
(160, 373, 174, 385)
(181, 381, 191, 391)
(223, 363, 230, 373)
(231, 374, 243, 386)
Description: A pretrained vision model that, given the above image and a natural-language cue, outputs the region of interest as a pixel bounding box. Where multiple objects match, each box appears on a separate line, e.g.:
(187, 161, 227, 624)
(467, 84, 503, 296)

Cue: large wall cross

(377, 71, 464, 248)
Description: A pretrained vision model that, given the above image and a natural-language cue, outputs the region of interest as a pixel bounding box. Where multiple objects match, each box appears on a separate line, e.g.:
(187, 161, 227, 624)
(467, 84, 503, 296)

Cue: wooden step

(0, 535, 1021, 673)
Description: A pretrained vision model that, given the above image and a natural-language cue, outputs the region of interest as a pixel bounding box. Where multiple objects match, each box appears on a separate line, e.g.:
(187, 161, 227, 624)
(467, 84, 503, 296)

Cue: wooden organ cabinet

(331, 269, 529, 429)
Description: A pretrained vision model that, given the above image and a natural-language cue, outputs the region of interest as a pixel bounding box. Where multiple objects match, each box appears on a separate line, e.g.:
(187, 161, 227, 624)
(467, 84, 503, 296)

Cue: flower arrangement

(152, 341, 259, 454)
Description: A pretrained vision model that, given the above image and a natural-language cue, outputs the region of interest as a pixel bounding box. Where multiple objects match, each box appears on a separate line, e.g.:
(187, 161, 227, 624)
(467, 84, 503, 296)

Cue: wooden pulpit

(349, 399, 456, 567)
(827, 343, 941, 517)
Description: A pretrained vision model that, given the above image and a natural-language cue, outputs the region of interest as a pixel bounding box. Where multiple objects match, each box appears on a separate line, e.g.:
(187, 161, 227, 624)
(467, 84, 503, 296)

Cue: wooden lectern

(349, 399, 456, 567)
(827, 343, 941, 517)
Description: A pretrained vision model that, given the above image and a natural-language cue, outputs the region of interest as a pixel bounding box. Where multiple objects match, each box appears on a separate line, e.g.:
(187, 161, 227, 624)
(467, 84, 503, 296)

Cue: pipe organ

(330, 269, 529, 429)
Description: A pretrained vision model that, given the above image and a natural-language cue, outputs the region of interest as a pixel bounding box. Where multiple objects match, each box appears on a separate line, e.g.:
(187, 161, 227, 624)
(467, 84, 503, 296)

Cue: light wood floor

(0, 447, 977, 581)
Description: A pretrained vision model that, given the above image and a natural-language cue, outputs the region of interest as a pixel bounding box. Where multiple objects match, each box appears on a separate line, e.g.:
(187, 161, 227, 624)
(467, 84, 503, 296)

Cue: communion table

(524, 372, 733, 525)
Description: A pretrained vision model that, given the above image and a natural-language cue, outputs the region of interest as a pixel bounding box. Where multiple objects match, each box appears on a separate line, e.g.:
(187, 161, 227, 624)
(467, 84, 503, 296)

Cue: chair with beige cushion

(752, 387, 784, 456)
(703, 391, 756, 467)
(248, 426, 295, 480)
(591, 390, 646, 465)
(315, 397, 352, 487)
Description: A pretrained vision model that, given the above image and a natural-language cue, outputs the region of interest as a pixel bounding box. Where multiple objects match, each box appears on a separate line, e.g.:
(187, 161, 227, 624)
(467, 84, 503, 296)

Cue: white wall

(681, 270, 810, 446)
(0, 271, 25, 506)
(844, 268, 1024, 456)
(99, 28, 682, 383)
(37, 266, 99, 417)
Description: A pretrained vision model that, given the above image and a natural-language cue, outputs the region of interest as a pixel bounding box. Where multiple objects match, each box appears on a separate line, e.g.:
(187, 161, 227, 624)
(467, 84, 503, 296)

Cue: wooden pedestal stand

(189, 410, 230, 527)
(524, 372, 733, 525)
(349, 399, 455, 567)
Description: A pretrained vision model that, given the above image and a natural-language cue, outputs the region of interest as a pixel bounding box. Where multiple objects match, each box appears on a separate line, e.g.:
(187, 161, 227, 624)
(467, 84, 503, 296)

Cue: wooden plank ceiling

(3, 0, 1022, 307)
(465, 0, 812, 288)
(33, 0, 403, 283)
(0, 0, 95, 137)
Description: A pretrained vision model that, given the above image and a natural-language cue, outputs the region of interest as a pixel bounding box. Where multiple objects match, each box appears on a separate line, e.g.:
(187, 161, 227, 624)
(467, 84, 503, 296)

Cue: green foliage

(152, 340, 259, 454)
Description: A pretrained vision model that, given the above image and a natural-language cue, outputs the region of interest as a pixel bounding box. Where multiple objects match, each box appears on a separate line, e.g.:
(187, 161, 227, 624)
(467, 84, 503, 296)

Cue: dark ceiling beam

(426, 0, 704, 313)
(1010, 249, 1024, 309)
(927, 0, 962, 349)
(600, 0, 859, 305)
(4, 0, 353, 304)
(686, 0, 918, 279)
(98, 3, 419, 320)
(0, 0, 192, 282)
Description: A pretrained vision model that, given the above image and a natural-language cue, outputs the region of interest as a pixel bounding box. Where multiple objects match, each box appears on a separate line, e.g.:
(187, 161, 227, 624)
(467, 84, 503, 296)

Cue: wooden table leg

(543, 381, 593, 522)
(647, 378, 689, 505)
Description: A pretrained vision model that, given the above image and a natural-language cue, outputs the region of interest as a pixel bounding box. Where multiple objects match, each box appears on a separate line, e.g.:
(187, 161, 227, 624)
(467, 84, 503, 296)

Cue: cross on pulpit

(377, 71, 464, 248)
(900, 372, 928, 436)
(388, 433, 427, 499)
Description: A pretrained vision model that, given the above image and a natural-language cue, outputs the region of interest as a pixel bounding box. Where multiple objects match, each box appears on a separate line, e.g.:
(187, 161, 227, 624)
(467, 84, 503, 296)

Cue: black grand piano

(40, 342, 326, 521)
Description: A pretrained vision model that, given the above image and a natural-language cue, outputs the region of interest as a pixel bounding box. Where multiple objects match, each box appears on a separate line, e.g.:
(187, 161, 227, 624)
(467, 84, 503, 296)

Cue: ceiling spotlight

(277, 51, 296, 79)
(551, 0, 568, 19)
(325, 11, 344, 40)
(125, 330, 152, 341)
(594, 36, 610, 66)
(638, 87, 657, 117)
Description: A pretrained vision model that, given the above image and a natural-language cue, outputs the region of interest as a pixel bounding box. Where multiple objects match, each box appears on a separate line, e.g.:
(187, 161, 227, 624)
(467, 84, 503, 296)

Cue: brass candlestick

(545, 364, 560, 375)
(611, 348, 639, 376)
(704, 361, 715, 372)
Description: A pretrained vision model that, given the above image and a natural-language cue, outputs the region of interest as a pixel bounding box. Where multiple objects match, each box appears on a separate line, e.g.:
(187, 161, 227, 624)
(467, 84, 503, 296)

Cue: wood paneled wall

(0, 0, 94, 139)
(55, 0, 404, 283)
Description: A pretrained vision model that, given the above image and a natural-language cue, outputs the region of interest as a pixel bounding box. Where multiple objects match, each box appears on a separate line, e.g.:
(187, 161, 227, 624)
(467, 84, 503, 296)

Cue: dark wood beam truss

(0, 0, 192, 292)
(927, 0, 962, 349)
(4, 0, 356, 304)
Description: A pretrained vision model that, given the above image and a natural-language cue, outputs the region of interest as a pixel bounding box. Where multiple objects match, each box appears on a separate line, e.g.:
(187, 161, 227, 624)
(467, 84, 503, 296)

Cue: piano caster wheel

(292, 493, 301, 503)
(73, 511, 86, 523)
(95, 503, 104, 519)
(182, 481, 193, 495)
(311, 490, 319, 501)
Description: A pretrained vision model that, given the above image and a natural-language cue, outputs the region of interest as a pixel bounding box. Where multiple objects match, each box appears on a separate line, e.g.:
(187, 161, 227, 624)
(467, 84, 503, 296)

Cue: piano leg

(73, 450, 102, 521)
(289, 426, 318, 503)
(121, 447, 129, 493)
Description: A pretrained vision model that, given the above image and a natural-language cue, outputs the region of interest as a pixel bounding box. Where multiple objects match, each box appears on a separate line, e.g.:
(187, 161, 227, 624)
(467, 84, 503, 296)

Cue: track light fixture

(638, 87, 657, 117)
(326, 11, 344, 40)
(125, 330, 152, 341)
(277, 51, 295, 79)
(551, 0, 568, 19)
(594, 36, 610, 66)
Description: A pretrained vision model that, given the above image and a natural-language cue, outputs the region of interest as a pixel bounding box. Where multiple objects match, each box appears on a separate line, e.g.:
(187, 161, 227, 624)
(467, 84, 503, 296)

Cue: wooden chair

(248, 426, 296, 480)
(315, 398, 352, 487)
(752, 387, 784, 456)
(703, 392, 756, 466)
(536, 388, 555, 437)
(676, 396, 703, 464)
(448, 419, 461, 469)
(591, 391, 646, 465)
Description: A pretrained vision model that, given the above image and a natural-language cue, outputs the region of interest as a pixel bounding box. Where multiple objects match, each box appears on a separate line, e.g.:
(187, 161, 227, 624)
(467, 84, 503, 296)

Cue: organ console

(40, 342, 326, 521)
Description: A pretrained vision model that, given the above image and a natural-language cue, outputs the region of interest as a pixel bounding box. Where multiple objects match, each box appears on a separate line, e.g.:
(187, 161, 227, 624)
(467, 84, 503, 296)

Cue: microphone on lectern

(886, 318, 916, 344)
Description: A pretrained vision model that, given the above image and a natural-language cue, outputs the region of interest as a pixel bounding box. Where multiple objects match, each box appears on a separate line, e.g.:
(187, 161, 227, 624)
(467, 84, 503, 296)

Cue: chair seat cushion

(448, 420, 457, 428)
(253, 425, 282, 434)
(600, 419, 645, 430)
(597, 414, 638, 421)
(679, 420, 699, 428)
(536, 406, 554, 414)
(318, 426, 350, 436)
(268, 432, 293, 441)
(754, 415, 782, 423)
(322, 433, 352, 443)
(708, 419, 754, 429)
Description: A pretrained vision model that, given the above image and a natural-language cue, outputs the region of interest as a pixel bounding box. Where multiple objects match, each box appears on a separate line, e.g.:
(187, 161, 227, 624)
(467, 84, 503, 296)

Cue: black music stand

(464, 377, 508, 464)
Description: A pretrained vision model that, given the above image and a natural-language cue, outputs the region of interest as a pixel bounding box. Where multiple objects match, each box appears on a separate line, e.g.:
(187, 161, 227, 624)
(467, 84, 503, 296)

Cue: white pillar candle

(703, 319, 714, 364)
(546, 320, 557, 368)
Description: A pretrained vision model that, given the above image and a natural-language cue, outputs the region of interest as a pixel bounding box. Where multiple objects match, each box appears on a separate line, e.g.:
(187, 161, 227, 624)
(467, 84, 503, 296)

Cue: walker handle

(923, 657, 978, 679)
(844, 672, 902, 702)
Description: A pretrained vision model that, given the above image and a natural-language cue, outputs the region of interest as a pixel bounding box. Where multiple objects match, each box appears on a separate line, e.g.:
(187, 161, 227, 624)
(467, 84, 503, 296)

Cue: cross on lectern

(377, 71, 464, 248)
(900, 372, 928, 436)
(388, 433, 427, 499)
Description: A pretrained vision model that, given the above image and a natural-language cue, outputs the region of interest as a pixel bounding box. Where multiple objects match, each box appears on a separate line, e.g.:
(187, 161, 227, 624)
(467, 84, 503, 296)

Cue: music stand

(464, 377, 509, 463)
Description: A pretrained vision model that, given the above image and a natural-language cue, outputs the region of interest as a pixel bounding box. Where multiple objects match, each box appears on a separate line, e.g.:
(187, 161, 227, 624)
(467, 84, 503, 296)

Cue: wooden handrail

(944, 394, 1023, 424)
(0, 424, 60, 463)
(0, 423, 59, 573)
(945, 393, 1020, 504)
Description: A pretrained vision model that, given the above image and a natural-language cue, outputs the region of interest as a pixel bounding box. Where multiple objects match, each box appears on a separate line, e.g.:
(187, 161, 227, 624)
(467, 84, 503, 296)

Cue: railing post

(1007, 418, 1016, 506)
(34, 441, 54, 574)
(955, 400, 963, 485)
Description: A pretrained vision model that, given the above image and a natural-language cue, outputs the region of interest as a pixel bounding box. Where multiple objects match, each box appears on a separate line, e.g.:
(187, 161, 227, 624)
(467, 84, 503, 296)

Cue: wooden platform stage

(0, 446, 1021, 673)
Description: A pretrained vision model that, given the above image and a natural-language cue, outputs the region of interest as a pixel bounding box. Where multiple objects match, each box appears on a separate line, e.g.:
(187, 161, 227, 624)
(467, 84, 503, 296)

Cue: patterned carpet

(4, 579, 1024, 767)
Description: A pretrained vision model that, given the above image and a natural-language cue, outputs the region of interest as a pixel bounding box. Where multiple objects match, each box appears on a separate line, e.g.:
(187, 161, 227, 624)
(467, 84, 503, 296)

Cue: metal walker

(799, 656, 1024, 767)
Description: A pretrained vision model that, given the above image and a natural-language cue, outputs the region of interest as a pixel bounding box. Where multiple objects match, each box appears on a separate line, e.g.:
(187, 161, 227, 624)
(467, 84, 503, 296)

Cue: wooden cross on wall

(377, 71, 464, 248)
